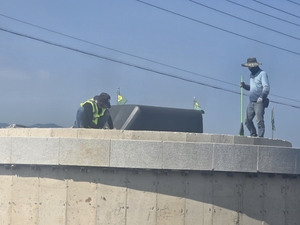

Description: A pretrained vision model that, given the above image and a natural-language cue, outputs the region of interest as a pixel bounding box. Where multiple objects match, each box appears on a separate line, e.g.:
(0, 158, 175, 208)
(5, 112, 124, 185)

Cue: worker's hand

(240, 82, 245, 88)
(257, 97, 263, 103)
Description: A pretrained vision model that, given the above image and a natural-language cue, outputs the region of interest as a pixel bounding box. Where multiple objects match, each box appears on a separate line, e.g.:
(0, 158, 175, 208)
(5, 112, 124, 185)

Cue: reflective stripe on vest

(80, 98, 106, 126)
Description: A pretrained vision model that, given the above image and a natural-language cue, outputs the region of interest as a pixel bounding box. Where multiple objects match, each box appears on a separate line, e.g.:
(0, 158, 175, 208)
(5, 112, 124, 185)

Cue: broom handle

(241, 76, 244, 123)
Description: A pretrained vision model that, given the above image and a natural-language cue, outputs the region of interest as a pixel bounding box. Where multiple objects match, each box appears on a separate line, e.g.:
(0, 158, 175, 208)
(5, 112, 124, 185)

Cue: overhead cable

(136, 0, 300, 56)
(2, 13, 299, 103)
(0, 26, 300, 110)
(0, 13, 236, 86)
(227, 0, 300, 27)
(189, 0, 300, 41)
(1, 12, 299, 103)
(253, 0, 300, 19)
(287, 0, 300, 7)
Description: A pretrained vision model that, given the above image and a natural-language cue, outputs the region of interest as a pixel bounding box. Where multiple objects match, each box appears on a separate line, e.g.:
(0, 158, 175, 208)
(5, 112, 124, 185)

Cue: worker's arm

(240, 82, 250, 91)
(260, 71, 270, 99)
(107, 115, 114, 129)
(83, 103, 97, 128)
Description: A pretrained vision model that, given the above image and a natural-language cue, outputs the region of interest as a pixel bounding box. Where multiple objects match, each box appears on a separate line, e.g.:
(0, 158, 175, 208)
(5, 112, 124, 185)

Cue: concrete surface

(0, 128, 299, 225)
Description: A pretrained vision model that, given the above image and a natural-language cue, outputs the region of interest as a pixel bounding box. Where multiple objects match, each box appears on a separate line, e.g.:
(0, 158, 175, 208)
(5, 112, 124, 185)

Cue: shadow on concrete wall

(1, 165, 298, 224)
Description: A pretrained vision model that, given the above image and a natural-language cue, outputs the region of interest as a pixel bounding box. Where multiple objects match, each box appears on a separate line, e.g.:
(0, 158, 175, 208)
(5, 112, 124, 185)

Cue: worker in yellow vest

(74, 92, 114, 129)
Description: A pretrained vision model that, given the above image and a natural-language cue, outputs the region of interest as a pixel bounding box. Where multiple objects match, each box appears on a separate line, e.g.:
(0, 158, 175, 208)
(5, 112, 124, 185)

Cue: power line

(189, 0, 300, 41)
(136, 0, 300, 56)
(1, 12, 299, 104)
(227, 0, 300, 27)
(1, 13, 299, 103)
(287, 0, 300, 7)
(253, 0, 300, 19)
(1, 26, 300, 110)
(136, 0, 300, 103)
(0, 13, 236, 87)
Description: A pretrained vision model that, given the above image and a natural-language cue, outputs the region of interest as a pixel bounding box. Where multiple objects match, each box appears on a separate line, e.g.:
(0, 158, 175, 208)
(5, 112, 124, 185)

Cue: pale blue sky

(0, 0, 299, 147)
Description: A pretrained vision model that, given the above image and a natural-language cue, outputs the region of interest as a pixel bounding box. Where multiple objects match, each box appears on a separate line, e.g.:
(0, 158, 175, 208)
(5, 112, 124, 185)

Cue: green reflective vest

(80, 98, 106, 127)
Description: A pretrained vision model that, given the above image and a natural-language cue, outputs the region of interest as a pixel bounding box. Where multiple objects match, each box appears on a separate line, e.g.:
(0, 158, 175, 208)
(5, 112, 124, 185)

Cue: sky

(0, 0, 300, 148)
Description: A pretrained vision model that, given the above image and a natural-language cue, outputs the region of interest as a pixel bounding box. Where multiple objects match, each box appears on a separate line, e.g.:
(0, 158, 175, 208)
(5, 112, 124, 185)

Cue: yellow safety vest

(80, 98, 106, 127)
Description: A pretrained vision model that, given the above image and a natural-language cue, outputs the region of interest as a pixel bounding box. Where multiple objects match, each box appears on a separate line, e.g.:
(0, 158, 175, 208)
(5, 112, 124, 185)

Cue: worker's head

(241, 57, 262, 68)
(95, 92, 111, 108)
(241, 57, 261, 74)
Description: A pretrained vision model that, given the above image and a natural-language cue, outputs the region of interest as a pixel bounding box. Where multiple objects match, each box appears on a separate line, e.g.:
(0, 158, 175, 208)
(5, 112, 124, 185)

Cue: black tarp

(109, 105, 203, 133)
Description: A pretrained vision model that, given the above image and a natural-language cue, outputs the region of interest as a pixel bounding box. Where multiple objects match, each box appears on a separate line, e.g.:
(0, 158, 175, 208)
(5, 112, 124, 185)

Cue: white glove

(257, 97, 263, 103)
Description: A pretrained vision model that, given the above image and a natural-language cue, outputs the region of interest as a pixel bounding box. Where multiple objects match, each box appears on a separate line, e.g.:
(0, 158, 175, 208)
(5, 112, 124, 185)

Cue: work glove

(257, 97, 263, 103)
(240, 82, 245, 88)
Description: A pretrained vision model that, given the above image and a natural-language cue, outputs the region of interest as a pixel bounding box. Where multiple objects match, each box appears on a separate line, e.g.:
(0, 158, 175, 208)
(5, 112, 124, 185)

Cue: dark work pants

(245, 102, 265, 137)
(74, 107, 110, 128)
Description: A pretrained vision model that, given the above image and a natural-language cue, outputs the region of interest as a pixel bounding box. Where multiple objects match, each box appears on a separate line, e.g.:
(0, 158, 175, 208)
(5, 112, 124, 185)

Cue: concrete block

(185, 172, 213, 225)
(240, 175, 264, 225)
(77, 129, 102, 139)
(159, 131, 187, 142)
(38, 172, 67, 224)
(110, 140, 163, 169)
(186, 133, 212, 143)
(0, 128, 8, 136)
(11, 137, 60, 165)
(0, 137, 11, 163)
(51, 128, 78, 138)
(233, 136, 255, 145)
(102, 129, 125, 139)
(126, 170, 157, 225)
(29, 128, 52, 137)
(258, 146, 296, 174)
(11, 174, 39, 224)
(285, 178, 300, 224)
(254, 137, 292, 147)
(163, 142, 213, 170)
(96, 170, 127, 225)
(156, 173, 185, 225)
(211, 134, 234, 144)
(262, 178, 286, 225)
(0, 175, 12, 225)
(211, 173, 240, 224)
(128, 130, 161, 141)
(7, 128, 29, 137)
(213, 144, 258, 172)
(59, 138, 110, 167)
(66, 179, 97, 225)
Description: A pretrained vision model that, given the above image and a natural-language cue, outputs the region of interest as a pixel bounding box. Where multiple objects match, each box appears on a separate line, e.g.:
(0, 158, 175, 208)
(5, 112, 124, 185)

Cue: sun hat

(241, 57, 262, 67)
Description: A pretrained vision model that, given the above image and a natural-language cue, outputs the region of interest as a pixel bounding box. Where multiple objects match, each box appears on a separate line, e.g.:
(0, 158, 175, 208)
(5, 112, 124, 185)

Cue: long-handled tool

(239, 76, 244, 136)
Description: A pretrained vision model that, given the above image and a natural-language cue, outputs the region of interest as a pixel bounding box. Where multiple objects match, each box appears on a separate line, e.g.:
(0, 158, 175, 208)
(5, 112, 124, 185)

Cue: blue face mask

(249, 66, 260, 75)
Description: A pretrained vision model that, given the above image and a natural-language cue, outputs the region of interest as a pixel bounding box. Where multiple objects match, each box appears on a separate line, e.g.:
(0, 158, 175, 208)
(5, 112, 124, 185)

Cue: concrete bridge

(0, 128, 299, 225)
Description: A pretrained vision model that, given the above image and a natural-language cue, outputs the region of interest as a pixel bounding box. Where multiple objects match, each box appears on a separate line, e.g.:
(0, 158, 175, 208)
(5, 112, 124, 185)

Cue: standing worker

(74, 92, 114, 129)
(240, 57, 270, 137)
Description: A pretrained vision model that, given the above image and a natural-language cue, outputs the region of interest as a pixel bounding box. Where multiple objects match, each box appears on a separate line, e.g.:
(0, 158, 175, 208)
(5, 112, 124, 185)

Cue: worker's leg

(255, 102, 265, 137)
(75, 107, 86, 128)
(245, 102, 257, 137)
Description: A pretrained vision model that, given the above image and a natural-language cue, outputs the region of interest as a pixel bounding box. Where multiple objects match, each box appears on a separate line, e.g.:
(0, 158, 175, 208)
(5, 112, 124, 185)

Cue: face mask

(249, 67, 259, 74)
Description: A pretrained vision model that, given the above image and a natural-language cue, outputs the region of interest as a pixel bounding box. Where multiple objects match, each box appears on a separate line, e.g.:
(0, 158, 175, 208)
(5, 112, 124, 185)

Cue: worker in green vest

(74, 92, 114, 129)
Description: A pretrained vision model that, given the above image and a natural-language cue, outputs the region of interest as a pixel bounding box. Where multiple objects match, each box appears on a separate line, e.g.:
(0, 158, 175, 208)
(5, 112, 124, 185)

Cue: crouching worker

(74, 92, 114, 129)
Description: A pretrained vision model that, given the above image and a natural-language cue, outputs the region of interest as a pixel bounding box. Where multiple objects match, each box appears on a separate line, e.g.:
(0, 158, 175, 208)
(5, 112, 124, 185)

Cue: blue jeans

(74, 107, 86, 128)
(74, 107, 110, 128)
(245, 102, 265, 137)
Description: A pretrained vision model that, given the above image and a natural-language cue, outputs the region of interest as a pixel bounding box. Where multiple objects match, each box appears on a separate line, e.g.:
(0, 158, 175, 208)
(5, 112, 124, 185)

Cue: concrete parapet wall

(0, 166, 299, 225)
(0, 128, 292, 147)
(0, 128, 299, 224)
(0, 129, 298, 175)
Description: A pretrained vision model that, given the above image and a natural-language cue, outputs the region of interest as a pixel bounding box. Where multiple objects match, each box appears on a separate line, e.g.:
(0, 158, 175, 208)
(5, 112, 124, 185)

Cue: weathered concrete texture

(0, 128, 292, 147)
(0, 128, 299, 224)
(0, 166, 300, 225)
(0, 131, 299, 174)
